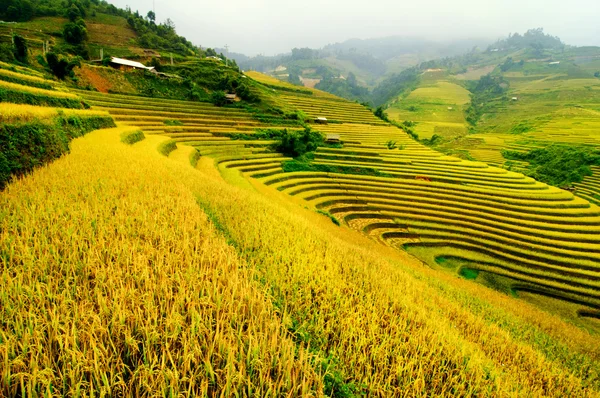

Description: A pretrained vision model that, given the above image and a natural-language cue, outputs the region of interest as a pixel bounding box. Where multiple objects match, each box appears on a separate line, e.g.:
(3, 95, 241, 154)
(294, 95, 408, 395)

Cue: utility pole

(224, 44, 229, 67)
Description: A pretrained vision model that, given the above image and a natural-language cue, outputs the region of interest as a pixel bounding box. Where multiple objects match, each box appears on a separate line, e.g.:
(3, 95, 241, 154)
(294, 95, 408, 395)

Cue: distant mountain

(323, 36, 490, 61)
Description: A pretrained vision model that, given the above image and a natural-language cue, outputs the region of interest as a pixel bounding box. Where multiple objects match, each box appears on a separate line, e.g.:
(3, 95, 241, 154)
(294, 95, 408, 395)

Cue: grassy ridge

(0, 104, 115, 189)
(0, 80, 86, 109)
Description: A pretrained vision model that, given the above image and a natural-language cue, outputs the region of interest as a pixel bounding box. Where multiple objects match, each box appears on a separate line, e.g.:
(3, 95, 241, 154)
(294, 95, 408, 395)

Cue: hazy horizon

(109, 0, 600, 56)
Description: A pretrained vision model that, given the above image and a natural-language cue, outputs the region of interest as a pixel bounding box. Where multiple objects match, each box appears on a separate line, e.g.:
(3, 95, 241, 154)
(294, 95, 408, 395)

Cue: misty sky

(110, 0, 600, 55)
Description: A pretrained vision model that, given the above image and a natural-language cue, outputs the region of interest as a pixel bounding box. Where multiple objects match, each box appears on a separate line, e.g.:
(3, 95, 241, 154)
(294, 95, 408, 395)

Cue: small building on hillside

(109, 57, 154, 71)
(315, 117, 328, 124)
(549, 61, 561, 65)
(511, 97, 518, 101)
(326, 134, 340, 143)
(225, 93, 237, 102)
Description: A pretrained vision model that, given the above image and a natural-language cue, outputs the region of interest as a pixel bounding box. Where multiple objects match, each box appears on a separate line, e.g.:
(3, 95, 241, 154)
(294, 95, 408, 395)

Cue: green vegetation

(315, 72, 369, 103)
(282, 158, 392, 178)
(371, 67, 420, 106)
(157, 139, 177, 156)
(503, 145, 600, 187)
(464, 74, 509, 126)
(163, 119, 183, 126)
(277, 127, 324, 157)
(45, 52, 80, 80)
(120, 129, 144, 144)
(0, 111, 114, 189)
(488, 28, 565, 53)
(316, 209, 341, 226)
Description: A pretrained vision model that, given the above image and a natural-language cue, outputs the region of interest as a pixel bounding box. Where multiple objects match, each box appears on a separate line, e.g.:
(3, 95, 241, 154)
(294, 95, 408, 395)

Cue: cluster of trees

(0, 0, 96, 22)
(0, 0, 198, 57)
(499, 57, 525, 72)
(464, 74, 509, 125)
(126, 11, 195, 55)
(0, 34, 29, 64)
(337, 49, 386, 77)
(503, 145, 600, 187)
(315, 71, 369, 103)
(370, 67, 420, 106)
(488, 28, 565, 54)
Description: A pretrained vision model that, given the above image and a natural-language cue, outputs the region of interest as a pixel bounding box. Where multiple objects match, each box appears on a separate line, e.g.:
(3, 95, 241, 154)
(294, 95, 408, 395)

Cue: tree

(67, 3, 81, 21)
(12, 34, 28, 64)
(46, 52, 80, 79)
(594, 71, 600, 78)
(146, 10, 155, 23)
(63, 19, 88, 45)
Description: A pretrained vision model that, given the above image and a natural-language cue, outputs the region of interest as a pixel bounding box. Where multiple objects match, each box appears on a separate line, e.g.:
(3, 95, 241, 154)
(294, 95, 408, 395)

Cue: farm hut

(549, 61, 560, 65)
(225, 93, 238, 102)
(511, 97, 518, 101)
(315, 117, 328, 124)
(109, 57, 154, 72)
(326, 134, 341, 143)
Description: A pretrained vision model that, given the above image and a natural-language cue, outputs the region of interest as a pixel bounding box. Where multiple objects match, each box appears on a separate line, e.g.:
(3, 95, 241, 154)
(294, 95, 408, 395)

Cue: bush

(210, 90, 227, 107)
(0, 43, 15, 63)
(158, 139, 177, 156)
(277, 127, 324, 157)
(120, 129, 145, 145)
(63, 19, 88, 45)
(46, 52, 80, 80)
(13, 34, 28, 64)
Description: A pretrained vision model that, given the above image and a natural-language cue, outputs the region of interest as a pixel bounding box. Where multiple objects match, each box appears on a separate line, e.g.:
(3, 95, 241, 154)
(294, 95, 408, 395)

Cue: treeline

(0, 0, 198, 56)
(464, 74, 509, 125)
(487, 28, 565, 52)
(370, 67, 420, 106)
(315, 72, 369, 103)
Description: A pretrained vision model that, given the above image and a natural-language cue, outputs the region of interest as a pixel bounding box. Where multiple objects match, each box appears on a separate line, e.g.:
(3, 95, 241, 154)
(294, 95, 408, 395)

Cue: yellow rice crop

(0, 79, 78, 98)
(0, 103, 110, 124)
(0, 67, 56, 86)
(2, 117, 599, 395)
(0, 127, 321, 396)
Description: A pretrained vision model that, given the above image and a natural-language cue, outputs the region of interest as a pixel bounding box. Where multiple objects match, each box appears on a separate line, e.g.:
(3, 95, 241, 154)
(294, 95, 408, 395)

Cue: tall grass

(2, 108, 599, 395)
(0, 128, 321, 396)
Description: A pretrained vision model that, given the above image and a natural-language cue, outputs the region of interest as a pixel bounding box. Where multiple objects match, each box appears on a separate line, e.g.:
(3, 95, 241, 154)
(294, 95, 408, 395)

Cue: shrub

(13, 34, 28, 64)
(316, 209, 340, 226)
(46, 52, 81, 80)
(120, 129, 145, 145)
(158, 139, 177, 156)
(210, 90, 227, 107)
(63, 19, 88, 46)
(277, 127, 324, 158)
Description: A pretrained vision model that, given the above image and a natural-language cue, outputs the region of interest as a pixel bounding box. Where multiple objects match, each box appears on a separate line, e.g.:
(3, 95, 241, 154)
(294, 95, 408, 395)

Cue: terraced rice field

(194, 82, 599, 316)
(77, 79, 600, 318)
(576, 166, 600, 205)
(76, 90, 299, 178)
